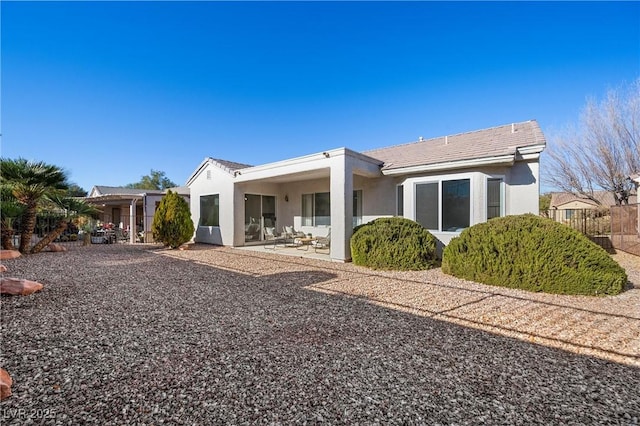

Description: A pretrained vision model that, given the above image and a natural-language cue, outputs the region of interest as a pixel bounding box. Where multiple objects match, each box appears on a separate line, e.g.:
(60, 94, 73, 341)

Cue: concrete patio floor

(236, 241, 332, 261)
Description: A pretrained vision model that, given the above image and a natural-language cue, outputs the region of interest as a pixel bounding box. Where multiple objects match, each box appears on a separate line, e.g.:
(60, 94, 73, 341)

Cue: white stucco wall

(505, 160, 540, 216)
(394, 159, 540, 247)
(189, 162, 236, 246)
(186, 150, 541, 259)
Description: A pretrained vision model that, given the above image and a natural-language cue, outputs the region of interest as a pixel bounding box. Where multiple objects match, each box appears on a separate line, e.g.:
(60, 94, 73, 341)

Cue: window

(416, 179, 470, 231)
(396, 185, 404, 216)
(200, 194, 219, 226)
(302, 191, 361, 227)
(442, 180, 470, 231)
(315, 193, 331, 226)
(487, 178, 503, 220)
(301, 192, 331, 226)
(302, 192, 330, 226)
(353, 190, 362, 227)
(301, 194, 313, 226)
(416, 183, 438, 230)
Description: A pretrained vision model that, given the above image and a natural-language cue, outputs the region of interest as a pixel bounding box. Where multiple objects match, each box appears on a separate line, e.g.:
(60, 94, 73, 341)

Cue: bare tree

(545, 78, 640, 205)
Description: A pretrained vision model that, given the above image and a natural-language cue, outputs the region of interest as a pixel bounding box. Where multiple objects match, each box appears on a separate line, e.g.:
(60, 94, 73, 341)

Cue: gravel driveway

(1, 243, 639, 424)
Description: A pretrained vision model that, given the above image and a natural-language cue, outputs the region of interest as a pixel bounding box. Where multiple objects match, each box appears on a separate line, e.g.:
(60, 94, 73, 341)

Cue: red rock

(47, 243, 67, 252)
(0, 278, 44, 296)
(0, 265, 7, 273)
(0, 250, 20, 260)
(0, 368, 12, 400)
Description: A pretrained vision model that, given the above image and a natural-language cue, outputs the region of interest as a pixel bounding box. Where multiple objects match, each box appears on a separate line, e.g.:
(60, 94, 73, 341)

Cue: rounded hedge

(350, 217, 437, 270)
(441, 214, 627, 296)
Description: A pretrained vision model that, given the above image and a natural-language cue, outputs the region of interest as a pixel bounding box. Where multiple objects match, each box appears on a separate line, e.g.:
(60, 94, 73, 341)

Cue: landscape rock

(0, 278, 44, 296)
(0, 368, 12, 400)
(0, 265, 7, 273)
(0, 250, 21, 260)
(47, 243, 67, 252)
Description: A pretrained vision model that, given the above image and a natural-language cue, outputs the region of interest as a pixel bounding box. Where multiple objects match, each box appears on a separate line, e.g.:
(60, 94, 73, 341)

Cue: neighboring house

(85, 185, 190, 243)
(549, 191, 638, 218)
(187, 120, 546, 261)
(549, 191, 618, 210)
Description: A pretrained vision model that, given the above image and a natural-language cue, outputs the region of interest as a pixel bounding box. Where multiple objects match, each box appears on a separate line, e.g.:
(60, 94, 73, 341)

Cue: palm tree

(0, 188, 25, 250)
(30, 195, 100, 254)
(0, 158, 69, 253)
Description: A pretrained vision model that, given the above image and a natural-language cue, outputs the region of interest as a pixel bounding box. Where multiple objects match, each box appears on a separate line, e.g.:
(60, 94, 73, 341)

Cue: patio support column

(129, 198, 138, 244)
(330, 153, 353, 262)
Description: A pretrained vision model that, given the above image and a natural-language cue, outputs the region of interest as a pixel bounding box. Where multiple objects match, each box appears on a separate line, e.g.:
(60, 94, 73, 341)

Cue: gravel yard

(1, 243, 639, 424)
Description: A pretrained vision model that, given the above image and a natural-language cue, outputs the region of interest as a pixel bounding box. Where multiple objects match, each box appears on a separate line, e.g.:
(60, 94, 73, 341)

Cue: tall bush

(442, 214, 627, 296)
(152, 190, 194, 249)
(350, 217, 437, 270)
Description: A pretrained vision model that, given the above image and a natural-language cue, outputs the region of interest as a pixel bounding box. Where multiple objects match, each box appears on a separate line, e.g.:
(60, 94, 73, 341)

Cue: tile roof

(550, 191, 637, 208)
(363, 120, 546, 172)
(92, 186, 152, 196)
(212, 159, 253, 171)
(90, 186, 189, 197)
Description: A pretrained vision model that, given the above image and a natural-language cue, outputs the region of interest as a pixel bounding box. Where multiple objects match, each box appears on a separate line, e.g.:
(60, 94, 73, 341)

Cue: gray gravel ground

(1, 243, 639, 425)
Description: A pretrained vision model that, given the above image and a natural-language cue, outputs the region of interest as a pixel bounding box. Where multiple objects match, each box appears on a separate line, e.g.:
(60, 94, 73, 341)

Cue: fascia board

(381, 154, 515, 176)
(515, 144, 546, 161)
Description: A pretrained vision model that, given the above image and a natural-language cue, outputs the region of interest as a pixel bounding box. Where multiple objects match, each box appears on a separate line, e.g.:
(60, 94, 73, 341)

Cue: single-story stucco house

(549, 191, 617, 211)
(85, 185, 190, 243)
(186, 120, 546, 262)
(549, 191, 638, 219)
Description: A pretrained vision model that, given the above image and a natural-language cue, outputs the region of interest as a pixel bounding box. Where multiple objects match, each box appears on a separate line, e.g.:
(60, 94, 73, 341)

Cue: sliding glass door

(245, 194, 276, 243)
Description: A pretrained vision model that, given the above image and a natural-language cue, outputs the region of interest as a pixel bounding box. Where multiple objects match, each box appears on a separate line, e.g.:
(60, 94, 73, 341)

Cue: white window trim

(412, 173, 474, 233)
(396, 184, 404, 217)
(485, 175, 506, 221)
(199, 193, 220, 228)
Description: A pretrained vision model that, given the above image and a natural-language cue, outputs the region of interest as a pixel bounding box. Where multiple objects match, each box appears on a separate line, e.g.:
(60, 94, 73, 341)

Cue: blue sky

(2, 1, 639, 192)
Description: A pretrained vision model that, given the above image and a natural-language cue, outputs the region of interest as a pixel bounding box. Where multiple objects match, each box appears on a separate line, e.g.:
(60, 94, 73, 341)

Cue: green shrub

(152, 190, 195, 249)
(441, 214, 627, 296)
(350, 217, 437, 270)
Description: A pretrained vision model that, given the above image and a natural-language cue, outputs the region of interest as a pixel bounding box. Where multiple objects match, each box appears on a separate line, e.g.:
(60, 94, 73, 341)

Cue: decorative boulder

(0, 368, 12, 400)
(47, 243, 67, 252)
(0, 265, 6, 273)
(0, 278, 44, 296)
(0, 250, 21, 260)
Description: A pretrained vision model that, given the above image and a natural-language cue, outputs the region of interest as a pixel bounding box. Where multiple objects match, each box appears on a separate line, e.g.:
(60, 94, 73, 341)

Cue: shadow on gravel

(1, 245, 639, 425)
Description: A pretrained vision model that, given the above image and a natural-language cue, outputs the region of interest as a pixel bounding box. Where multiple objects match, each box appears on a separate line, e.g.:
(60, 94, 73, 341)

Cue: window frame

(199, 194, 220, 227)
(486, 176, 505, 220)
(353, 189, 363, 227)
(396, 184, 404, 217)
(413, 174, 473, 233)
(301, 192, 331, 226)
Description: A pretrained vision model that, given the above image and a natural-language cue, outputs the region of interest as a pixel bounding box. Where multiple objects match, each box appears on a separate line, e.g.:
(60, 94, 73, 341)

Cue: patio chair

(114, 228, 128, 243)
(312, 228, 331, 253)
(282, 226, 306, 247)
(263, 226, 283, 249)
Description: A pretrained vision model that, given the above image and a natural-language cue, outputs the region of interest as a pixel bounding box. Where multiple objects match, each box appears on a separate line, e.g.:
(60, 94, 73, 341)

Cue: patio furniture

(263, 227, 284, 249)
(295, 237, 317, 251)
(312, 228, 331, 253)
(282, 226, 306, 247)
(112, 228, 127, 243)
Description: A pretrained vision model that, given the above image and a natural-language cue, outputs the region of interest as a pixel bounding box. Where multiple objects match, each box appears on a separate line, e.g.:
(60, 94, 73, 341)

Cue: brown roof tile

(550, 191, 637, 208)
(364, 120, 546, 171)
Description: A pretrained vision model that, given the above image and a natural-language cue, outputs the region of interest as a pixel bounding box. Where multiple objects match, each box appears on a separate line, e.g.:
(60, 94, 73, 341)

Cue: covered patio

(85, 186, 190, 243)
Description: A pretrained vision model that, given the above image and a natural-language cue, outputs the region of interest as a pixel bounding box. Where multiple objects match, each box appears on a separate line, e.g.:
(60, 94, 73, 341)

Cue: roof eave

(516, 144, 546, 160)
(381, 154, 515, 176)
